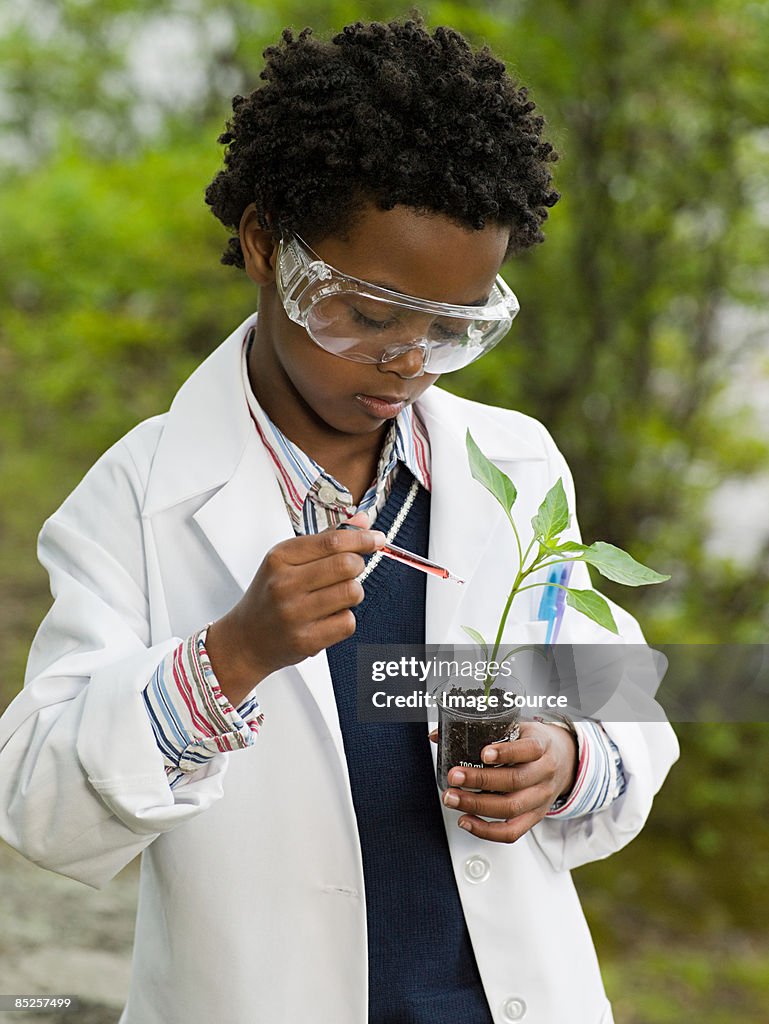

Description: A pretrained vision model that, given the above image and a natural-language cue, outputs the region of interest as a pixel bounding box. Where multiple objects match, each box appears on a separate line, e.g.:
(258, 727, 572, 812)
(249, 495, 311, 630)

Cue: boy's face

(245, 203, 510, 448)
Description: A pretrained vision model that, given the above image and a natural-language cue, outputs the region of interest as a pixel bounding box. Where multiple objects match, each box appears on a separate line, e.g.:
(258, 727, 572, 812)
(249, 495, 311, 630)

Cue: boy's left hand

(429, 721, 578, 844)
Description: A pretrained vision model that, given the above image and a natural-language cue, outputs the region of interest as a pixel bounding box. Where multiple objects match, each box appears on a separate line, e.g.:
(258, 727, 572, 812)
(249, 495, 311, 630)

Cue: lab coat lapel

(192, 432, 292, 593)
(193, 446, 356, 768)
(143, 316, 350, 766)
(192, 439, 350, 765)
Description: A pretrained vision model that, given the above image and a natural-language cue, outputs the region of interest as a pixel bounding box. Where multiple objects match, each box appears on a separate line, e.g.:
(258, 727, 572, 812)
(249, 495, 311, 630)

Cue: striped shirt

(143, 327, 625, 812)
(546, 719, 625, 816)
(241, 326, 431, 531)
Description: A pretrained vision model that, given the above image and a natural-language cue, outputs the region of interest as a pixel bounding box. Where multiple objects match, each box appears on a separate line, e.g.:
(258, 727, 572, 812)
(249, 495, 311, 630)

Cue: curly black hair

(205, 17, 559, 268)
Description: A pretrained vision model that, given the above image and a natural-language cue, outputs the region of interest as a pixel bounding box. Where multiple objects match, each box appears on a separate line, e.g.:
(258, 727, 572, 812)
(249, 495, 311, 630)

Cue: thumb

(324, 510, 372, 533)
(345, 510, 373, 528)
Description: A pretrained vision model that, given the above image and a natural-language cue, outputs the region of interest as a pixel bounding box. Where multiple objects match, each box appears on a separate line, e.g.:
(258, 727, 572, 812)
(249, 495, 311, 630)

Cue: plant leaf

(581, 541, 671, 586)
(461, 624, 488, 651)
(466, 430, 517, 513)
(551, 540, 586, 553)
(463, 624, 491, 694)
(565, 588, 619, 634)
(540, 539, 586, 557)
(531, 478, 570, 541)
(499, 644, 548, 666)
(462, 625, 489, 665)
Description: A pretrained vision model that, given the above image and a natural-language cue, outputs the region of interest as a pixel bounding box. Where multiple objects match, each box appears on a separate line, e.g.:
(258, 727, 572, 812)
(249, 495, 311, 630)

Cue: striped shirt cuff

(545, 721, 626, 819)
(143, 628, 264, 789)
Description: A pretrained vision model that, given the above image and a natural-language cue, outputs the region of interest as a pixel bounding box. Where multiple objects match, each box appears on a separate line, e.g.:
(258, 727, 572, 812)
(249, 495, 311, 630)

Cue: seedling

(463, 430, 670, 697)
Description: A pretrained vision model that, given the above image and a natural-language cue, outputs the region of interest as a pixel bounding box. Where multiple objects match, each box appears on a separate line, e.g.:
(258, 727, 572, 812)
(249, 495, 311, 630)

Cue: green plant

(463, 430, 671, 696)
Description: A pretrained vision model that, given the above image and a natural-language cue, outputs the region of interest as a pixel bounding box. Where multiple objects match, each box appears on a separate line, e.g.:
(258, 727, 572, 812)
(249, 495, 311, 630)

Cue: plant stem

(489, 572, 524, 668)
(514, 581, 570, 595)
(528, 557, 582, 571)
(505, 510, 524, 574)
(519, 534, 538, 573)
(483, 547, 579, 696)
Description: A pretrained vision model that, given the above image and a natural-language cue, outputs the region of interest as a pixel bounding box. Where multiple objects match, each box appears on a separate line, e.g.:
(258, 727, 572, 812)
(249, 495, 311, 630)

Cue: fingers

(342, 511, 372, 528)
(295, 609, 358, 656)
(456, 810, 545, 844)
(442, 784, 552, 821)
(444, 761, 544, 793)
(479, 731, 548, 767)
(299, 576, 366, 619)
(437, 722, 563, 844)
(442, 764, 552, 844)
(273, 523, 386, 568)
(233, 514, 385, 678)
(298, 550, 369, 593)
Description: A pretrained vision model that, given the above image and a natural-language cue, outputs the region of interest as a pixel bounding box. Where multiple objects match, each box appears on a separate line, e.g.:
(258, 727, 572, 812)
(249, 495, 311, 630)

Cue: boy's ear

(239, 203, 278, 285)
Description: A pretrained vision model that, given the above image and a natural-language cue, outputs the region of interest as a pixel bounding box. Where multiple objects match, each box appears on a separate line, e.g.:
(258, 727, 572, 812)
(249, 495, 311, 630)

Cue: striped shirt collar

(240, 327, 431, 534)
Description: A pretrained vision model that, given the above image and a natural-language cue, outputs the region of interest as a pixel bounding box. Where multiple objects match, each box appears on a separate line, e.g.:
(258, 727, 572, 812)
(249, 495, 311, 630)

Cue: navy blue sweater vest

(326, 468, 494, 1024)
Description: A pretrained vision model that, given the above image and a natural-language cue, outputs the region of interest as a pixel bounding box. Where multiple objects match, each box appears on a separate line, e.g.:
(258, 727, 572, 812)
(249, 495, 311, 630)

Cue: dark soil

(436, 687, 520, 790)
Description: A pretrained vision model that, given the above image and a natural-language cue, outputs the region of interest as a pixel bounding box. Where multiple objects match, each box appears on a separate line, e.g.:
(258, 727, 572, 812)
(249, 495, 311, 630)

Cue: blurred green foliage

(600, 935, 769, 1023)
(1, 0, 768, 1007)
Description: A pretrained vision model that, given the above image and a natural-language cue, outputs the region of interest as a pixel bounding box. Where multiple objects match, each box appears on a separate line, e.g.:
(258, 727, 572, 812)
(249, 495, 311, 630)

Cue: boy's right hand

(205, 512, 385, 706)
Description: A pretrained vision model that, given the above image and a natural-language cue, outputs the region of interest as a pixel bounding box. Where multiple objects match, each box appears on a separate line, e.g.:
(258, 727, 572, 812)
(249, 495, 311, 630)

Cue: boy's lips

(354, 393, 409, 418)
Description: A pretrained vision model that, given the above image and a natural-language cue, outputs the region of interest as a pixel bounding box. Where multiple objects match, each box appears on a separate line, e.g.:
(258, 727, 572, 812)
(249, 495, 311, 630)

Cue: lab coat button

(502, 996, 527, 1021)
(463, 855, 491, 883)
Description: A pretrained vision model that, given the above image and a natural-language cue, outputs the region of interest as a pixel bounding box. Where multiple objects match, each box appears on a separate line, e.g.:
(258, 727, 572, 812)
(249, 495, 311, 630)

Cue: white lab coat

(0, 312, 678, 1024)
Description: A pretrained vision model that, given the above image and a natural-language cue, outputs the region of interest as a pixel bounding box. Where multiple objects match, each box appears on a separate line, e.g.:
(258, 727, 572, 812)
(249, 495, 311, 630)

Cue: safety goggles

(275, 233, 519, 376)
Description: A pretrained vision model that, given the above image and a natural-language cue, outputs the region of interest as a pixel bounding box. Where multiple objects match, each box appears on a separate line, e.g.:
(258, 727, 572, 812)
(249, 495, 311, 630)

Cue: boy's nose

(377, 340, 429, 378)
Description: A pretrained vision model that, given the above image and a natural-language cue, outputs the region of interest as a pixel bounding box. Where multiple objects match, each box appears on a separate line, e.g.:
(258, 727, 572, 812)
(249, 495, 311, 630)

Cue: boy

(0, 19, 678, 1024)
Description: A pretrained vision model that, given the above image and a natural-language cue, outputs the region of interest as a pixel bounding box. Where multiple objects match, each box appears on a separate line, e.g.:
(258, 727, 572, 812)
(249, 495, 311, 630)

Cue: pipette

(336, 523, 464, 584)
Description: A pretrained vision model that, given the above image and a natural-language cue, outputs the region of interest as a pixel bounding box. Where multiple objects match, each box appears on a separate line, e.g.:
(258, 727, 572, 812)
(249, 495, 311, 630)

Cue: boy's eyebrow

(368, 278, 491, 306)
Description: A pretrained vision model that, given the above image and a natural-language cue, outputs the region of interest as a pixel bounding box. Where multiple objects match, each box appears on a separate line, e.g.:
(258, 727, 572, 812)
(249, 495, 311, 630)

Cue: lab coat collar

(142, 312, 261, 519)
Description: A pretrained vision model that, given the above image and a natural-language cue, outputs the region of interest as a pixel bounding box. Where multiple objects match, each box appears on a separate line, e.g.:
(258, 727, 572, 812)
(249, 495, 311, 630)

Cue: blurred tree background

(1, 1, 768, 1020)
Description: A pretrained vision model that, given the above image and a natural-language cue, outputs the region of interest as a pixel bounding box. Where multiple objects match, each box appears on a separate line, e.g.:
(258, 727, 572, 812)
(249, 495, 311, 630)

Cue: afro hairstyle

(205, 17, 560, 268)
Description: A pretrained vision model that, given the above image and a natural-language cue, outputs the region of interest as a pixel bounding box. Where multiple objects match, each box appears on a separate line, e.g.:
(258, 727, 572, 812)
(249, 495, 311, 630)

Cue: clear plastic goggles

(275, 233, 519, 375)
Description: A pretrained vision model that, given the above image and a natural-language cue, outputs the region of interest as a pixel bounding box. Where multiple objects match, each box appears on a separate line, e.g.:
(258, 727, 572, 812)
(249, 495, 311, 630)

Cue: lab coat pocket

(496, 618, 548, 646)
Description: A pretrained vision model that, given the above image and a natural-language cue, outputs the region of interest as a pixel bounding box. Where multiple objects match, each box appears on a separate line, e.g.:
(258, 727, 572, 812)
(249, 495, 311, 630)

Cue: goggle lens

(304, 292, 507, 373)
